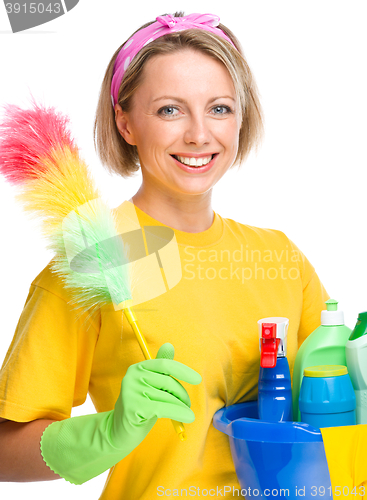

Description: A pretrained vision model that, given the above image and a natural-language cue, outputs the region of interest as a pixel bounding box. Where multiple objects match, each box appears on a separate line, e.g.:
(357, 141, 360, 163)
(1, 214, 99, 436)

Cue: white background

(0, 0, 366, 498)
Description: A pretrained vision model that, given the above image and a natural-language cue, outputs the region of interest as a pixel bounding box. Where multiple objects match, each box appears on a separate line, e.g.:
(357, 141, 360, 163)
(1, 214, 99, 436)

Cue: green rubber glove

(40, 343, 202, 485)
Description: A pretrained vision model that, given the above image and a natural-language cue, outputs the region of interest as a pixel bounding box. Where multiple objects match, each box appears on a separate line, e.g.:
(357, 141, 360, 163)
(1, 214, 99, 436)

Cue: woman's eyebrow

(152, 95, 236, 104)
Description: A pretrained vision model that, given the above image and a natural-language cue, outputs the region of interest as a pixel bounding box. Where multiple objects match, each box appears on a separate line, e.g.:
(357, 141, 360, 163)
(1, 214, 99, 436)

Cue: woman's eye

(212, 105, 232, 115)
(157, 105, 233, 117)
(158, 106, 179, 117)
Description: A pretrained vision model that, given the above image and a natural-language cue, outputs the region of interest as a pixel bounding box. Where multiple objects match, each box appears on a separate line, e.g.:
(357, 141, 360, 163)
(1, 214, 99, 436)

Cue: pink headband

(111, 13, 238, 107)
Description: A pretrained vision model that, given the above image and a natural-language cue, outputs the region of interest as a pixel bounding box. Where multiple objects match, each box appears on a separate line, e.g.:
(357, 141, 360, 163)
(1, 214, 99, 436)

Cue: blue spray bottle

(258, 317, 293, 422)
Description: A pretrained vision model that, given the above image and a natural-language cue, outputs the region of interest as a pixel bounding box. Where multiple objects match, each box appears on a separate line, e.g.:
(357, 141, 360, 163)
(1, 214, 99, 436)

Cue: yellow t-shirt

(0, 203, 329, 499)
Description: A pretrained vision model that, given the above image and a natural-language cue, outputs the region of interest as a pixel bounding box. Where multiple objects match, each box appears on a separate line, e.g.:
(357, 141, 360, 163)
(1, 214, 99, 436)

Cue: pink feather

(0, 96, 77, 185)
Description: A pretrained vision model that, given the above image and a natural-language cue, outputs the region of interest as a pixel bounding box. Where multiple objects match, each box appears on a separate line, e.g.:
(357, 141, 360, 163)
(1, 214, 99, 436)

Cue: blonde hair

(93, 12, 265, 178)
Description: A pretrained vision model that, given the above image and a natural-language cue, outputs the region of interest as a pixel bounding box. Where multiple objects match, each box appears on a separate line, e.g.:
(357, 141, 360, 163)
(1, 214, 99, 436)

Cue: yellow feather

(15, 146, 100, 240)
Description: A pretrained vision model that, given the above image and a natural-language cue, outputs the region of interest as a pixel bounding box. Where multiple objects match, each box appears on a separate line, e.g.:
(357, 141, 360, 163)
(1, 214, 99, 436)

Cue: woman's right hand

(110, 343, 202, 449)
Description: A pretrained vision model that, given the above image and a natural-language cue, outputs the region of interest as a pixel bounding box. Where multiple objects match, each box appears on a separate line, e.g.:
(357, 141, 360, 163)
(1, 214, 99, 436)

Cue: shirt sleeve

(287, 237, 330, 348)
(0, 264, 100, 422)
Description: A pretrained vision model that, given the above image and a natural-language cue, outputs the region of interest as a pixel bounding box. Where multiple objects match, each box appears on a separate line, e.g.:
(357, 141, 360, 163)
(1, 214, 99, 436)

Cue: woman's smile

(170, 153, 218, 173)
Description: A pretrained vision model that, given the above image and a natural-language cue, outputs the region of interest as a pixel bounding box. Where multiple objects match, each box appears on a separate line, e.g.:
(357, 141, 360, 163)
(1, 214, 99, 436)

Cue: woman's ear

(114, 104, 136, 146)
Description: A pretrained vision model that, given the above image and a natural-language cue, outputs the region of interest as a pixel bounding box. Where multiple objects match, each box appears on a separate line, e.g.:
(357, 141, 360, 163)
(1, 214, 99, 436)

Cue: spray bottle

(257, 317, 293, 422)
(292, 299, 352, 422)
(346, 311, 367, 424)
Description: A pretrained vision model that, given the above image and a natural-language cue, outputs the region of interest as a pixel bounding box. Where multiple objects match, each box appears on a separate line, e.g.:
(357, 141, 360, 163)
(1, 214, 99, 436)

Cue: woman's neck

(132, 184, 214, 233)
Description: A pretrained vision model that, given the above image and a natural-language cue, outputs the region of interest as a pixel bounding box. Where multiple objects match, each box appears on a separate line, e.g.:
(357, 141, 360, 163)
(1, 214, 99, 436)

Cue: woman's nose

(183, 115, 212, 147)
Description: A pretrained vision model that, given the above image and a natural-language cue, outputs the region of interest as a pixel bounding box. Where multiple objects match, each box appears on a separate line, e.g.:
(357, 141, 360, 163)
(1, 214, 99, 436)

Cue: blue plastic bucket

(213, 401, 332, 499)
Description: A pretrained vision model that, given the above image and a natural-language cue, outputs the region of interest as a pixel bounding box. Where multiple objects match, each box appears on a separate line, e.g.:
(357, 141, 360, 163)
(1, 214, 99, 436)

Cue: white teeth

(175, 155, 213, 167)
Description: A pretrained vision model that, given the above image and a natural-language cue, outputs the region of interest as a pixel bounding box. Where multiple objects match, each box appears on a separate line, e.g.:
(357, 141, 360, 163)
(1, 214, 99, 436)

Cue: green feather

(50, 197, 132, 320)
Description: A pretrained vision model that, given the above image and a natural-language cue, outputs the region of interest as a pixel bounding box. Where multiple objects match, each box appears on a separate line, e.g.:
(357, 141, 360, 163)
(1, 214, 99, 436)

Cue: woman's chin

(172, 182, 214, 197)
(166, 173, 219, 197)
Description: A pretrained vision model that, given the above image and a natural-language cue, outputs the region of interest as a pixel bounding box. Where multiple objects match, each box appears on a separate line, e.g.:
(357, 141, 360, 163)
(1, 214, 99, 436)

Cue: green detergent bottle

(292, 299, 352, 421)
(346, 312, 367, 424)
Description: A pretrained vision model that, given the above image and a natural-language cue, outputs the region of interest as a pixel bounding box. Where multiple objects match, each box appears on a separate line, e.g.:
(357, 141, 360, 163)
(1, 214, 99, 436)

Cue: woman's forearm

(0, 419, 61, 482)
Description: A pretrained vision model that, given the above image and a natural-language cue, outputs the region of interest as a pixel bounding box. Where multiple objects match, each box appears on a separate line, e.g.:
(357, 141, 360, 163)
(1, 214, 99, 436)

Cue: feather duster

(0, 97, 131, 319)
(0, 98, 186, 440)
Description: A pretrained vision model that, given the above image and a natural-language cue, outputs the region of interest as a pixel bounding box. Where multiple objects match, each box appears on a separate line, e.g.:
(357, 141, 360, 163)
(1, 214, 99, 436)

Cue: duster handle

(122, 306, 187, 441)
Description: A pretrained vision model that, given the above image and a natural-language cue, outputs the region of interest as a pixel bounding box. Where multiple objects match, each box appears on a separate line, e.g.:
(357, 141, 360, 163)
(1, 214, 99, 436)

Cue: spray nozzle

(260, 323, 280, 368)
(258, 317, 289, 368)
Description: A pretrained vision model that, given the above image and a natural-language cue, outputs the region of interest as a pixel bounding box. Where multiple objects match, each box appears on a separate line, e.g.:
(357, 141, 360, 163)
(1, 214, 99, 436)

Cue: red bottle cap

(260, 323, 280, 368)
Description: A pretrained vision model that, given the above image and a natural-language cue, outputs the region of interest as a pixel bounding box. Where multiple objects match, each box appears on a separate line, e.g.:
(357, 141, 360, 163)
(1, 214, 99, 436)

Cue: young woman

(0, 12, 329, 499)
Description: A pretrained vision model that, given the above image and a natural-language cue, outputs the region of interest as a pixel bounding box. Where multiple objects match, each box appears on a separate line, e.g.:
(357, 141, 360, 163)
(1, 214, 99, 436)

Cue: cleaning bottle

(345, 311, 367, 424)
(299, 365, 356, 428)
(257, 317, 293, 422)
(292, 299, 352, 422)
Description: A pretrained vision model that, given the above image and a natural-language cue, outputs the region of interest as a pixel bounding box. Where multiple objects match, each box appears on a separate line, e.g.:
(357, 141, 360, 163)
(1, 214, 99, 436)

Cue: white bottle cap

(321, 299, 344, 326)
